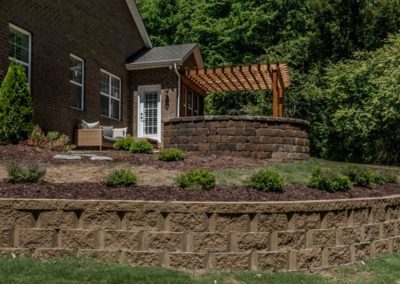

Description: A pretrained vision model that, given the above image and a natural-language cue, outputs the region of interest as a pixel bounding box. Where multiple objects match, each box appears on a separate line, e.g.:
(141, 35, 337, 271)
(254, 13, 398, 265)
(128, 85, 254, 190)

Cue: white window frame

(8, 23, 32, 85)
(69, 54, 85, 110)
(100, 69, 121, 121)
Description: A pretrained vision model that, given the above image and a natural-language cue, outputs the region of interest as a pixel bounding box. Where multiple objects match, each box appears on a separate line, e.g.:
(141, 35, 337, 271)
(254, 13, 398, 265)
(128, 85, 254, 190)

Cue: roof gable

(125, 0, 152, 48)
(126, 43, 204, 70)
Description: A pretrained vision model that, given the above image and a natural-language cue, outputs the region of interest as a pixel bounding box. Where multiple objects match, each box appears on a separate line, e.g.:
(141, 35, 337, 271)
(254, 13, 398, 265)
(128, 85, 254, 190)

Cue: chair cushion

(103, 136, 119, 143)
(81, 120, 100, 129)
(102, 126, 114, 138)
(113, 127, 127, 139)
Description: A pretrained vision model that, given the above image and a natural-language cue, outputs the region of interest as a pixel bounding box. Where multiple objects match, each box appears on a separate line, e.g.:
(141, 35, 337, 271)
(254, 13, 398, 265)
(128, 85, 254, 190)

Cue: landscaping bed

(0, 182, 399, 201)
(0, 144, 265, 170)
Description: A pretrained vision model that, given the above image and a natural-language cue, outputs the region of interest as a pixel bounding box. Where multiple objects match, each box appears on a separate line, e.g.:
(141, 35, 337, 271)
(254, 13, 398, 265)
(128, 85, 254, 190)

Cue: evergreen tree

(0, 61, 33, 144)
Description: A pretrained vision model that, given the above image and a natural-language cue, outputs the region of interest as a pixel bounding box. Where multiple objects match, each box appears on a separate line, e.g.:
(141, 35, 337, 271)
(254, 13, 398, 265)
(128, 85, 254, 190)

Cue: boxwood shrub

(308, 168, 353, 192)
(248, 169, 285, 192)
(7, 161, 46, 183)
(106, 169, 137, 187)
(176, 169, 216, 190)
(158, 148, 185, 162)
(113, 136, 135, 151)
(130, 140, 153, 154)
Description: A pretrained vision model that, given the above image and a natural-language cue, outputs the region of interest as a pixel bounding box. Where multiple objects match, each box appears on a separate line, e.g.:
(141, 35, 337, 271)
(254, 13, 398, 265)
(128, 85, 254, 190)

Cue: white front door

(137, 85, 161, 141)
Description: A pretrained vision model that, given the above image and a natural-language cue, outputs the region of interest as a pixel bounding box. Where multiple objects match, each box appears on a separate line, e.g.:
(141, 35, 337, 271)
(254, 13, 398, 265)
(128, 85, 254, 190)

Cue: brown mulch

(0, 144, 265, 170)
(0, 182, 399, 201)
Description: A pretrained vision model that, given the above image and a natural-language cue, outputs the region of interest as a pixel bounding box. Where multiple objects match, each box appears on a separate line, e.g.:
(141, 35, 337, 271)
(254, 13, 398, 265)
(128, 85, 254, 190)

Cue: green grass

(1, 253, 400, 283)
(214, 158, 400, 187)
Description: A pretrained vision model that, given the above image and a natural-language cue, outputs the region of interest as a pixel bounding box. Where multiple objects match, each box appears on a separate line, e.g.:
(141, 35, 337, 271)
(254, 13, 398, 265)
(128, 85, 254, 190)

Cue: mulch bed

(0, 182, 399, 201)
(0, 144, 265, 170)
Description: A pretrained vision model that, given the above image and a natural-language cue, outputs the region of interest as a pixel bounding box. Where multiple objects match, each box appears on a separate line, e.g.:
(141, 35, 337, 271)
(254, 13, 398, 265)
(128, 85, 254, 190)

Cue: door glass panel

(143, 91, 158, 135)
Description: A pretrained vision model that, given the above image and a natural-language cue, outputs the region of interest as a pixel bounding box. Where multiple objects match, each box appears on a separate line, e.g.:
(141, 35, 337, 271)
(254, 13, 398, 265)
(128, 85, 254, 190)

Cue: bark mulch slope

(0, 182, 399, 202)
(0, 145, 265, 170)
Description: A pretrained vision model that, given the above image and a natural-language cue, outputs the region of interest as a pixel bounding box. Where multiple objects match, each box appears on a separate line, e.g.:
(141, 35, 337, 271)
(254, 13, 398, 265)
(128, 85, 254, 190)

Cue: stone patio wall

(162, 116, 310, 161)
(0, 196, 400, 271)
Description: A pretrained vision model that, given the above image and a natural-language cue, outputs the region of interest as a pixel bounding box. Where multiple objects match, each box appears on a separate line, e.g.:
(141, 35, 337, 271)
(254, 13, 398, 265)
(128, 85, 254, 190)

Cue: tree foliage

(136, 0, 400, 164)
(0, 61, 33, 144)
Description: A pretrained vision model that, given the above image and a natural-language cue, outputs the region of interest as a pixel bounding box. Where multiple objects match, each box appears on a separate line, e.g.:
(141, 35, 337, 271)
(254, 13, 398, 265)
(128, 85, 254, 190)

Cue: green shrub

(342, 166, 376, 188)
(373, 172, 398, 185)
(130, 140, 153, 154)
(48, 134, 75, 151)
(0, 61, 33, 144)
(248, 169, 285, 192)
(308, 168, 353, 192)
(30, 125, 46, 144)
(46, 131, 60, 142)
(176, 169, 216, 190)
(158, 148, 185, 161)
(113, 136, 136, 151)
(7, 161, 46, 183)
(105, 169, 137, 187)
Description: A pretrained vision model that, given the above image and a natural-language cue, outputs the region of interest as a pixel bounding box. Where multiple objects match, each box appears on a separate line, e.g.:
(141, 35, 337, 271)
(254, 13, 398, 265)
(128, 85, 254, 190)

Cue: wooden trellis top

(183, 63, 290, 94)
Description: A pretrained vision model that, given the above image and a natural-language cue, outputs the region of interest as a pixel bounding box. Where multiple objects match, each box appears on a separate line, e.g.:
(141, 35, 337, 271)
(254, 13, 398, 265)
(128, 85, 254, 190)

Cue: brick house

(0, 0, 205, 142)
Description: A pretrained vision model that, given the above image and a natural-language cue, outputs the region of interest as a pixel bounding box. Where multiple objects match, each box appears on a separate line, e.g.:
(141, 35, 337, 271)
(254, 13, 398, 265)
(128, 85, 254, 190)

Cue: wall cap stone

(163, 116, 310, 127)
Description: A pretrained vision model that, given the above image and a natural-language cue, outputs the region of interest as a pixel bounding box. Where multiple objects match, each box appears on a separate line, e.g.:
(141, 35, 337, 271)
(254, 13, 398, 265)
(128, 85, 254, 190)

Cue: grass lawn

(1, 253, 400, 284)
(215, 158, 400, 187)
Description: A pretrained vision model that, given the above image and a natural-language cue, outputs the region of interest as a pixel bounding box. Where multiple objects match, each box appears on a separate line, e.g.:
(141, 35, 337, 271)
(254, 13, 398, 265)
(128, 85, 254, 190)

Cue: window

(100, 70, 121, 120)
(8, 24, 31, 84)
(69, 54, 84, 110)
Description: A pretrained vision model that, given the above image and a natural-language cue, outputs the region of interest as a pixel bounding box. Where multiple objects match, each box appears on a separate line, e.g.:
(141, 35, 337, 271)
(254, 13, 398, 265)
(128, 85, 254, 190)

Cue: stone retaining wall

(1, 196, 400, 271)
(163, 116, 310, 161)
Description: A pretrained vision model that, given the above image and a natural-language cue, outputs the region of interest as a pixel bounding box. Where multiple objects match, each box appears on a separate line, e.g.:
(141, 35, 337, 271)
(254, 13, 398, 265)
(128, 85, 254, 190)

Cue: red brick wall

(129, 68, 178, 138)
(0, 0, 146, 137)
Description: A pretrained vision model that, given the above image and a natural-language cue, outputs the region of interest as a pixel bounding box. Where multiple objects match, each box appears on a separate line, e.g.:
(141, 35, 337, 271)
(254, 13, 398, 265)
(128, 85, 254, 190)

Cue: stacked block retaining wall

(163, 116, 310, 161)
(0, 196, 400, 271)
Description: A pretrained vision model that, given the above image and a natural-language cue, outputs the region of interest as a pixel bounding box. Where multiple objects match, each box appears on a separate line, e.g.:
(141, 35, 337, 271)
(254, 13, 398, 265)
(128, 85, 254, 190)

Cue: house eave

(125, 0, 152, 49)
(126, 60, 182, 71)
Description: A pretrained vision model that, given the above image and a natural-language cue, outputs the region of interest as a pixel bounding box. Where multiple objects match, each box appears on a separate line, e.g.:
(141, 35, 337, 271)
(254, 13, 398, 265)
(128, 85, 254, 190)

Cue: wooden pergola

(181, 63, 290, 117)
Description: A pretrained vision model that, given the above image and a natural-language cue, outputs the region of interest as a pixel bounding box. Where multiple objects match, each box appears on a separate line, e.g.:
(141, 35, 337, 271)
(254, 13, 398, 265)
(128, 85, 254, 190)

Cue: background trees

(137, 0, 400, 164)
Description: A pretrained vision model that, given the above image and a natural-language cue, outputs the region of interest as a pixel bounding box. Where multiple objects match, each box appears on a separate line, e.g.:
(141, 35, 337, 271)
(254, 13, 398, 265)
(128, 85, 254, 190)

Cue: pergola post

(278, 77, 285, 117)
(272, 67, 279, 117)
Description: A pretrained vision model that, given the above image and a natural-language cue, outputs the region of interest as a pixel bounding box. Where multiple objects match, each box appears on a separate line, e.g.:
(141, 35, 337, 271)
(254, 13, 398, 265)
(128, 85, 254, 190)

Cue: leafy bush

(113, 136, 136, 151)
(158, 148, 185, 161)
(130, 140, 153, 154)
(374, 172, 398, 185)
(7, 161, 46, 183)
(308, 168, 353, 193)
(342, 166, 377, 188)
(46, 131, 60, 142)
(28, 125, 75, 151)
(105, 169, 137, 187)
(248, 169, 285, 192)
(0, 61, 33, 144)
(176, 169, 216, 190)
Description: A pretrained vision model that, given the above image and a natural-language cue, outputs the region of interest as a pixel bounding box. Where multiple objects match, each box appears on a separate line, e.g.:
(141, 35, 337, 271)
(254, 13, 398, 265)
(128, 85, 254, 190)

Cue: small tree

(0, 61, 33, 144)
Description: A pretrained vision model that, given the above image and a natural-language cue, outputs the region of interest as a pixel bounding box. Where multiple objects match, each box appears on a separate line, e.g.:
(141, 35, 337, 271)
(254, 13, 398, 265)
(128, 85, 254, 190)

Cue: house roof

(126, 0, 152, 48)
(126, 43, 204, 70)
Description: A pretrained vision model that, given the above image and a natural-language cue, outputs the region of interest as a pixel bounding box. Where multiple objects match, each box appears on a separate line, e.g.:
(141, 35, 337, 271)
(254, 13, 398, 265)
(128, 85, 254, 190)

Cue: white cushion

(113, 127, 127, 139)
(82, 120, 100, 129)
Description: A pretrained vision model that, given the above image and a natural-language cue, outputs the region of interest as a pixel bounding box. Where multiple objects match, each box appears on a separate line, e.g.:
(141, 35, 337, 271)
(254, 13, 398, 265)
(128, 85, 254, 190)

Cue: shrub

(0, 61, 33, 144)
(27, 126, 75, 151)
(308, 168, 353, 192)
(130, 140, 153, 154)
(113, 136, 135, 151)
(176, 169, 216, 190)
(105, 169, 137, 187)
(248, 169, 285, 192)
(7, 161, 46, 183)
(158, 148, 185, 161)
(374, 172, 398, 185)
(342, 166, 376, 188)
(46, 131, 60, 142)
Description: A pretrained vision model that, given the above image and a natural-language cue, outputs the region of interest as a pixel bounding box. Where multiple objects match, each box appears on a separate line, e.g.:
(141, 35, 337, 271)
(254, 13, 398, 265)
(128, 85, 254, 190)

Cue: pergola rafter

(182, 63, 290, 117)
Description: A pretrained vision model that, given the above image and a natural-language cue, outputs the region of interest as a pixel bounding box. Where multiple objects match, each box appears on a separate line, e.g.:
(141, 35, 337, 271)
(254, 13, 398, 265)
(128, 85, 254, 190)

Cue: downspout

(173, 63, 181, 118)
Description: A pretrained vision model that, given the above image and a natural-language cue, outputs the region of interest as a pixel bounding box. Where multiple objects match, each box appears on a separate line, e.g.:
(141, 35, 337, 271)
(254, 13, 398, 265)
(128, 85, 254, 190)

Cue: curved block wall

(163, 116, 310, 161)
(0, 196, 400, 271)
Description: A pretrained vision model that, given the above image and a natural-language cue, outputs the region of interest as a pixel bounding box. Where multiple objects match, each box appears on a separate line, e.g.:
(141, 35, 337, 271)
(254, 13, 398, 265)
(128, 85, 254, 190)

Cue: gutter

(172, 63, 181, 118)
